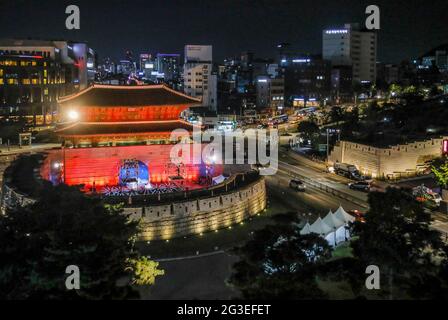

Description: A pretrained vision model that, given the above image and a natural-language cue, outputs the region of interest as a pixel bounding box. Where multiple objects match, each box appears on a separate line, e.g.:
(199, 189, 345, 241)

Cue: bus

(268, 114, 288, 126)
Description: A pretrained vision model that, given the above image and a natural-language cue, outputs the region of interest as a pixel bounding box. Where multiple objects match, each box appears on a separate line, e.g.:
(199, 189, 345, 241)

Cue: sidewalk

(0, 143, 60, 156)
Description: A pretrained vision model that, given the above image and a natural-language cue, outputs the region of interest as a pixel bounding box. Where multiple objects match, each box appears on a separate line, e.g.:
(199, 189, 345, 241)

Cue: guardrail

(278, 164, 368, 209)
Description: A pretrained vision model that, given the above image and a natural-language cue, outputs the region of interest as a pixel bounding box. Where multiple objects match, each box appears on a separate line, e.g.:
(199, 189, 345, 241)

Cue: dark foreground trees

(0, 184, 163, 299)
(230, 189, 448, 299)
(348, 188, 448, 299)
(229, 221, 332, 299)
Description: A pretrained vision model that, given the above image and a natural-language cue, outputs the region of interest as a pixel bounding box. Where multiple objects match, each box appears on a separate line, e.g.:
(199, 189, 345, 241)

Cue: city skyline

(0, 0, 447, 63)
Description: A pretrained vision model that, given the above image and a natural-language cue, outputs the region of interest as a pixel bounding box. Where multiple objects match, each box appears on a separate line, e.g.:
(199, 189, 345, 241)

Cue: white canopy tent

(299, 222, 312, 235)
(334, 206, 355, 223)
(300, 206, 355, 247)
(322, 210, 346, 246)
(309, 217, 332, 236)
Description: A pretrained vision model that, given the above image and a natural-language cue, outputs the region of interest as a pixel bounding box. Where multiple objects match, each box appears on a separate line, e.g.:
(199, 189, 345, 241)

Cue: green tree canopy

(0, 184, 163, 299)
(432, 156, 448, 189)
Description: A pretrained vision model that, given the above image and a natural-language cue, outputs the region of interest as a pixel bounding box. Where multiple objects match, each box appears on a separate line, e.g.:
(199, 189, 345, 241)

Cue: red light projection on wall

(443, 139, 448, 155)
(78, 105, 188, 122)
(41, 144, 222, 191)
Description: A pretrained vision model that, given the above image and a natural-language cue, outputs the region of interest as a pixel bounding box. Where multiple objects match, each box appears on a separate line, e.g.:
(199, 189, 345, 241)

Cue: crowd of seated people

(102, 182, 185, 197)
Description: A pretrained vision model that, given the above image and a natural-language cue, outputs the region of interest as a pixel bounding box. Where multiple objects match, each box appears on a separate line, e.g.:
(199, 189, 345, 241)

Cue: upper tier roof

(58, 84, 202, 107)
(55, 120, 201, 136)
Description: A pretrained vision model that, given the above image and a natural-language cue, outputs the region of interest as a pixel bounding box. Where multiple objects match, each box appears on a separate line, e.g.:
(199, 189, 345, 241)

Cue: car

(348, 210, 366, 222)
(348, 181, 370, 192)
(289, 179, 306, 192)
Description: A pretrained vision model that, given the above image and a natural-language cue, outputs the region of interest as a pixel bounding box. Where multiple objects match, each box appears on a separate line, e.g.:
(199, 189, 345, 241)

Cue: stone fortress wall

(125, 177, 266, 240)
(328, 136, 448, 178)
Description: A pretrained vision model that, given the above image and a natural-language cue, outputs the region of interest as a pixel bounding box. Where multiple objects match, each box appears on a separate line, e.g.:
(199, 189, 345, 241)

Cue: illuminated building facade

(281, 55, 331, 107)
(48, 84, 222, 192)
(323, 23, 377, 84)
(183, 45, 217, 111)
(0, 39, 95, 121)
(56, 84, 202, 147)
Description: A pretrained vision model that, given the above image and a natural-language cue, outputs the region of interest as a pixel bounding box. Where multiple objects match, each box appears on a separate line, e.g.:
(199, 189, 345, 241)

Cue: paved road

(140, 251, 239, 300)
(278, 150, 448, 238)
(266, 169, 360, 215)
(277, 150, 368, 203)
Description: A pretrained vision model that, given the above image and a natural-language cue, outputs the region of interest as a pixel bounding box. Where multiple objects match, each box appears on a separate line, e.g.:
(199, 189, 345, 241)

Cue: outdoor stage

(40, 144, 223, 195)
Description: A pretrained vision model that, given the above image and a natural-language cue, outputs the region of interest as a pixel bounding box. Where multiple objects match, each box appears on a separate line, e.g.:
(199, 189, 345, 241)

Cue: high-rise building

(255, 76, 284, 113)
(0, 39, 95, 122)
(281, 54, 331, 107)
(156, 53, 181, 82)
(323, 23, 377, 84)
(183, 45, 217, 111)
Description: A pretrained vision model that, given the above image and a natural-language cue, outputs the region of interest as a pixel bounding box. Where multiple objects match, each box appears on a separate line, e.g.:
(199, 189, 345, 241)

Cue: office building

(183, 45, 217, 111)
(281, 55, 331, 107)
(156, 53, 181, 82)
(0, 39, 95, 122)
(323, 23, 377, 84)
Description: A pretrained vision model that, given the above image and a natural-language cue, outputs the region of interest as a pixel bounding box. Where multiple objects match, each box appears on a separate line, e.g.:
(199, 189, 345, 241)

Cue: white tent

(322, 210, 346, 246)
(309, 217, 332, 236)
(322, 210, 345, 229)
(334, 206, 355, 223)
(299, 222, 312, 235)
(299, 207, 355, 247)
(334, 206, 355, 243)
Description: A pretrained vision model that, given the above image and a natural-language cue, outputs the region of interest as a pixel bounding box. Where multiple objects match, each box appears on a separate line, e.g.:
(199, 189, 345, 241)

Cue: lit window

(0, 79, 3, 85)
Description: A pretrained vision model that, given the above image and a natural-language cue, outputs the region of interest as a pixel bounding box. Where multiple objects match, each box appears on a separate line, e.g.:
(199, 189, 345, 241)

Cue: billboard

(185, 45, 212, 62)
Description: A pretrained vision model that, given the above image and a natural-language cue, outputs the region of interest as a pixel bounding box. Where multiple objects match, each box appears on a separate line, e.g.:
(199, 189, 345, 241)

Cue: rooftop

(58, 84, 202, 107)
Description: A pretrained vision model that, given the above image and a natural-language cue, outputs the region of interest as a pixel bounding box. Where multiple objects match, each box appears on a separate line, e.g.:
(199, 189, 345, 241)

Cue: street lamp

(68, 110, 79, 121)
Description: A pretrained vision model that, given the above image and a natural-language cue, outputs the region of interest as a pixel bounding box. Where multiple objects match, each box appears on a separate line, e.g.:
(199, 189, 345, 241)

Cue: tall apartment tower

(183, 45, 217, 111)
(323, 23, 377, 84)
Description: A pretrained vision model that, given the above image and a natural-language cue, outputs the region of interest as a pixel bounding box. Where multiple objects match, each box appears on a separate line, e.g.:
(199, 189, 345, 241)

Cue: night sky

(0, 0, 447, 63)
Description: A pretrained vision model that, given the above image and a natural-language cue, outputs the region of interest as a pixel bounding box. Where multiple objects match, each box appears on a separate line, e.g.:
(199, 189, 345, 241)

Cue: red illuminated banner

(443, 139, 448, 155)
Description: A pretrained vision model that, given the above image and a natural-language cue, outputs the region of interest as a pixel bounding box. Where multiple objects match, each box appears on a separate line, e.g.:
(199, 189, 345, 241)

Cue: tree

(297, 120, 320, 142)
(229, 223, 332, 299)
(388, 83, 402, 98)
(432, 156, 448, 189)
(126, 256, 165, 286)
(326, 106, 344, 125)
(0, 184, 163, 299)
(350, 188, 447, 299)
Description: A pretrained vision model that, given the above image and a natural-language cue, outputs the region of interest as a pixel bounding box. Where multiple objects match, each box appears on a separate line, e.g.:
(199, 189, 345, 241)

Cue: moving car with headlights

(289, 179, 306, 192)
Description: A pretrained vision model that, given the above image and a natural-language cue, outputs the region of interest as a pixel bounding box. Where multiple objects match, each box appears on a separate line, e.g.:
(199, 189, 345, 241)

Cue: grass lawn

(331, 242, 354, 259)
